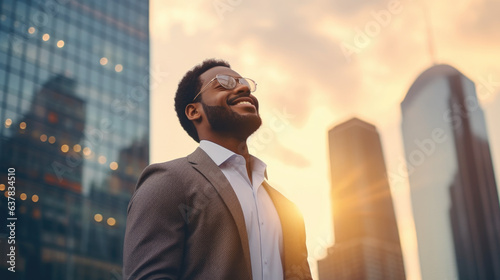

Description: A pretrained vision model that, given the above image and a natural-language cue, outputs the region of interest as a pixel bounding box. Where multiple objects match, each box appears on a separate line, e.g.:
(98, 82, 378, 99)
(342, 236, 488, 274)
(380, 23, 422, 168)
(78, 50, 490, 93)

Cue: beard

(201, 102, 262, 140)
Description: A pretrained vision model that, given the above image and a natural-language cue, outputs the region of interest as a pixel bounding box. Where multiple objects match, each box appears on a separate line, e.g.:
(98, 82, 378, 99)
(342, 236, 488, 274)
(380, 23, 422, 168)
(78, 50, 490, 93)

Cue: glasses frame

(192, 74, 257, 102)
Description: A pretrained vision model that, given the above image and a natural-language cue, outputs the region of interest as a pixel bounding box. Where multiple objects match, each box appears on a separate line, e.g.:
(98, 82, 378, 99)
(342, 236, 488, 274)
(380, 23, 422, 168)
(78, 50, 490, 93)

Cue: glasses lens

(215, 75, 257, 92)
(239, 78, 256, 92)
(216, 75, 236, 89)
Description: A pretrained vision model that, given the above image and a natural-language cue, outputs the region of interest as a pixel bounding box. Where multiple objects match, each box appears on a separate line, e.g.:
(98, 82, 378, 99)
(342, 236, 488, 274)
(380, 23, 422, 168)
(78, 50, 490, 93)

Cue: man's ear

(185, 103, 202, 122)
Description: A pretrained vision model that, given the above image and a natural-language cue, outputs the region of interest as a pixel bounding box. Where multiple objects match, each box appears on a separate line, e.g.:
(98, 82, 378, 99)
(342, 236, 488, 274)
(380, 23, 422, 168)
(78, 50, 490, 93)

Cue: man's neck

(201, 136, 253, 183)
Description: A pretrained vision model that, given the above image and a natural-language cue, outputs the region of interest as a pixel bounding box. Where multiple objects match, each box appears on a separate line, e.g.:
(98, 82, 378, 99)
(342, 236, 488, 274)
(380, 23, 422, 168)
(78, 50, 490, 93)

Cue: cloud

(260, 140, 312, 168)
(152, 0, 500, 137)
(318, 0, 389, 17)
(203, 2, 364, 124)
(150, 0, 217, 39)
(459, 0, 500, 41)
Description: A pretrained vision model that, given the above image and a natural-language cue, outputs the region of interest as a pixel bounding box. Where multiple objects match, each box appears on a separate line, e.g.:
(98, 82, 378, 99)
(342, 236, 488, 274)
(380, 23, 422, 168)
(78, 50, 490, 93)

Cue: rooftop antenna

(421, 0, 437, 65)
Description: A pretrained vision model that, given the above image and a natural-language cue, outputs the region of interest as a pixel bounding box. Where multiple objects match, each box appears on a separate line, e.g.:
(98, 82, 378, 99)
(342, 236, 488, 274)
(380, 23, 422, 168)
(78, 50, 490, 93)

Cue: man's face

(197, 66, 262, 139)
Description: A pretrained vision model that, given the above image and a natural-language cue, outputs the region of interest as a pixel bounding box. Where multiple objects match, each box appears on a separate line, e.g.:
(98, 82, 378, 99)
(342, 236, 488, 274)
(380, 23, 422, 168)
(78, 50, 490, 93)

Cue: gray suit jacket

(123, 148, 312, 280)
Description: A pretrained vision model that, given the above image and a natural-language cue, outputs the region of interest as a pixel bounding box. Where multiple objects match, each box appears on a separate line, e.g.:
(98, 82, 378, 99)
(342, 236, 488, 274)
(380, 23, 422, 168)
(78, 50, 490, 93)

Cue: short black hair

(174, 59, 231, 142)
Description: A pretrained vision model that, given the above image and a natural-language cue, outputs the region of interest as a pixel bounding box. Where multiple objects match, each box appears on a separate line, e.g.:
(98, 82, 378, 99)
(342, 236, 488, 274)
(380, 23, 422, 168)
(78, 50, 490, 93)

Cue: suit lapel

(187, 148, 252, 278)
(263, 180, 312, 279)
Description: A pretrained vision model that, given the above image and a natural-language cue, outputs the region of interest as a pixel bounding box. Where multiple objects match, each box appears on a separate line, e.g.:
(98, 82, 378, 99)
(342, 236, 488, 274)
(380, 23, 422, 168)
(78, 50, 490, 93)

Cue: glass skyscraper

(401, 64, 500, 280)
(318, 118, 406, 280)
(0, 0, 150, 279)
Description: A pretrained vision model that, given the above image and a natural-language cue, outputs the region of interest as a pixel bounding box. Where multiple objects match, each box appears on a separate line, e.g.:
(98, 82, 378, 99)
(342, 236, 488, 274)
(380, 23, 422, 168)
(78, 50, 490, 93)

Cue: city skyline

(0, 0, 498, 279)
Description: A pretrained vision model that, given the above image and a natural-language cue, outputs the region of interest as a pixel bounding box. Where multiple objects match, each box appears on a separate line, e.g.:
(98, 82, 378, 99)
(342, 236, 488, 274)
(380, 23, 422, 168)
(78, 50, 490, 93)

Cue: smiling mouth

(229, 97, 255, 107)
(227, 95, 258, 111)
(231, 100, 256, 111)
(235, 101, 253, 106)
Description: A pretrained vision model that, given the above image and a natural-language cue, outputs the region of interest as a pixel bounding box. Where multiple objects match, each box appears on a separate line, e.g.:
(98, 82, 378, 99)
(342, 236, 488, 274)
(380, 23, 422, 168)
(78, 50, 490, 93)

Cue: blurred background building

(401, 64, 500, 280)
(317, 118, 406, 280)
(0, 0, 150, 279)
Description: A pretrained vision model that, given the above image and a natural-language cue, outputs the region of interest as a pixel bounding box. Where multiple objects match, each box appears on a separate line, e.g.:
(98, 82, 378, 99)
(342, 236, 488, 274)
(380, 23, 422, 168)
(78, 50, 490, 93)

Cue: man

(123, 59, 312, 280)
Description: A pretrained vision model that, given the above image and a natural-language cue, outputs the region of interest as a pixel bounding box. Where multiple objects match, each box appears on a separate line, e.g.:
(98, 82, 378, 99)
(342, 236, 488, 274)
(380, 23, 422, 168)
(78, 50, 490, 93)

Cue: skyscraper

(318, 118, 406, 280)
(0, 0, 150, 279)
(401, 64, 500, 280)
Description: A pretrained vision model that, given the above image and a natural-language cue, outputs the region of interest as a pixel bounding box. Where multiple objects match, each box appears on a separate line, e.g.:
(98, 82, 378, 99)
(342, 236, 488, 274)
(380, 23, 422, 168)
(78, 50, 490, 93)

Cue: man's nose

(234, 82, 251, 95)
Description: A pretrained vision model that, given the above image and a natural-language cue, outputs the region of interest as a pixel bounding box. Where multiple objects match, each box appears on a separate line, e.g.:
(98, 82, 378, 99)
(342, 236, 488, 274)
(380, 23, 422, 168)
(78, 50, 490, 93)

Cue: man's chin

(238, 115, 262, 138)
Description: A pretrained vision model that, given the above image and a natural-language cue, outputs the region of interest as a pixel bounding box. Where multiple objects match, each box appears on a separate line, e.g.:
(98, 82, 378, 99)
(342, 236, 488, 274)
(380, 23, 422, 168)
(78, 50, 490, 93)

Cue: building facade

(0, 0, 150, 279)
(318, 118, 406, 280)
(400, 64, 500, 280)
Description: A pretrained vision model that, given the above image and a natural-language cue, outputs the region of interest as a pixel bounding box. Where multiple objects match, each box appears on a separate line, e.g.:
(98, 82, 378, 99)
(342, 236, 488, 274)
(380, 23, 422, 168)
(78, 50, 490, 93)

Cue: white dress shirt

(200, 140, 284, 280)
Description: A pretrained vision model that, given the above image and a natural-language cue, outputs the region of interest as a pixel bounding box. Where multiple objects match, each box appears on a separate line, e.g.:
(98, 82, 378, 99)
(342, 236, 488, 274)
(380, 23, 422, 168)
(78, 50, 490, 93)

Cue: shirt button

(261, 222, 264, 225)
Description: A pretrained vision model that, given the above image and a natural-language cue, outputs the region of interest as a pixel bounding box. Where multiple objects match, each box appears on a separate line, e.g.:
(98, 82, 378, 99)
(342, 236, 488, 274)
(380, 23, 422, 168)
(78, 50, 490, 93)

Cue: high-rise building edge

(0, 0, 150, 279)
(317, 118, 406, 280)
(401, 64, 500, 280)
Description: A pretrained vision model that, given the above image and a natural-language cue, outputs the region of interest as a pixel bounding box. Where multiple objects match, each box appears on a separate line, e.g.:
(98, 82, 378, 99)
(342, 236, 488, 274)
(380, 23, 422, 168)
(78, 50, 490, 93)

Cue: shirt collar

(199, 140, 235, 166)
(199, 140, 268, 178)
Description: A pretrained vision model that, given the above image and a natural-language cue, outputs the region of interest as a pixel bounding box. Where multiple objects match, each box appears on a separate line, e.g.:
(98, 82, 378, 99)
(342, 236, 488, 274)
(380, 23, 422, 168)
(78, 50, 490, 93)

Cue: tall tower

(318, 118, 406, 280)
(401, 64, 500, 280)
(0, 0, 150, 279)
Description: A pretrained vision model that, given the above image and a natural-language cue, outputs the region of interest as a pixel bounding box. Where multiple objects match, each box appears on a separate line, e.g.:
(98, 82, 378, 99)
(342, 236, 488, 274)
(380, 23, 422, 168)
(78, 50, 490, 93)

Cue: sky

(148, 0, 500, 279)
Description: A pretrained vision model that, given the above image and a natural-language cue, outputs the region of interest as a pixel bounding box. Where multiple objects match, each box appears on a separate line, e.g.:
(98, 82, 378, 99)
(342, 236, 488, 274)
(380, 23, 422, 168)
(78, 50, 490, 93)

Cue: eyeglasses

(192, 74, 257, 102)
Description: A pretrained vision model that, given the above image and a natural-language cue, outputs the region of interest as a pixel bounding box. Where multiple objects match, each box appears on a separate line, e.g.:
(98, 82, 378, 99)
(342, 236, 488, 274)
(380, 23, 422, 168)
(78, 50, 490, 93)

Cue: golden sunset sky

(148, 0, 500, 279)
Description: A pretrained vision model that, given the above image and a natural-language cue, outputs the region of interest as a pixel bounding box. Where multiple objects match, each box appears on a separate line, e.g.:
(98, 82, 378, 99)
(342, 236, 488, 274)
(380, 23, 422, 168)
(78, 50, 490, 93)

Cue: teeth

(236, 101, 252, 105)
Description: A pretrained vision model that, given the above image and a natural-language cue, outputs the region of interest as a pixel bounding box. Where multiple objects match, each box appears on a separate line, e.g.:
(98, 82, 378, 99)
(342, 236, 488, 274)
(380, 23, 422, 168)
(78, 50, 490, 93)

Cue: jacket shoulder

(128, 157, 194, 208)
(137, 157, 192, 186)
